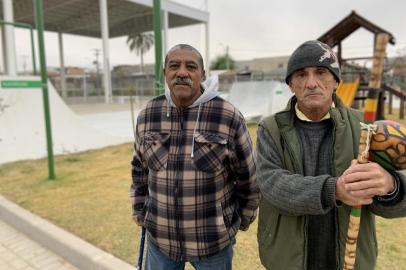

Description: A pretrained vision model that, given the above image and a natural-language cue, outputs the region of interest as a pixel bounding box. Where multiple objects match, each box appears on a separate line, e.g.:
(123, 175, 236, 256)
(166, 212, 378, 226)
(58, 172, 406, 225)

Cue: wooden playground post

(363, 33, 389, 122)
(388, 92, 393, 115)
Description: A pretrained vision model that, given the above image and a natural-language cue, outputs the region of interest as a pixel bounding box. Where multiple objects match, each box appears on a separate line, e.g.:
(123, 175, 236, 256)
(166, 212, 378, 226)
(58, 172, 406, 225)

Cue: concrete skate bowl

(0, 76, 130, 165)
(226, 81, 292, 122)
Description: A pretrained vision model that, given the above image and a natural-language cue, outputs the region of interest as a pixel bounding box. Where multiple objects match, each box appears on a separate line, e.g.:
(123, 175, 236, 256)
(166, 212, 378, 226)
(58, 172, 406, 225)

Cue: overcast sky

(4, 0, 406, 73)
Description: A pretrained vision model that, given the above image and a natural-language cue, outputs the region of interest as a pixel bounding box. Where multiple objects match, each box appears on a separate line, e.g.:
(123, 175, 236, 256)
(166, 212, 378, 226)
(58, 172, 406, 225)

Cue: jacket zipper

(175, 108, 184, 260)
(282, 129, 308, 269)
(174, 166, 183, 259)
(303, 216, 308, 270)
(331, 116, 341, 270)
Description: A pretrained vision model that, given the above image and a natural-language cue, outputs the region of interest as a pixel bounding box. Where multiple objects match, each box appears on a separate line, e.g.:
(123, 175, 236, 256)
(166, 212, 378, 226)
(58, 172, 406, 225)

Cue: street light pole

(225, 45, 230, 70)
(92, 48, 101, 95)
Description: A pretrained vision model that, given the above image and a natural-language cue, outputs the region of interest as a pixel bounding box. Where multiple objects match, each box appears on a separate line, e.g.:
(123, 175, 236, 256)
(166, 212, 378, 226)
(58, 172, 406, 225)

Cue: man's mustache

(304, 89, 323, 95)
(171, 77, 193, 87)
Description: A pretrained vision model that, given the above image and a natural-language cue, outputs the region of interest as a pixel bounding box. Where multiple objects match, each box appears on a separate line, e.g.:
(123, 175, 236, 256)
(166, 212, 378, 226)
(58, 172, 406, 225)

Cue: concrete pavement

(0, 220, 78, 270)
(0, 195, 136, 270)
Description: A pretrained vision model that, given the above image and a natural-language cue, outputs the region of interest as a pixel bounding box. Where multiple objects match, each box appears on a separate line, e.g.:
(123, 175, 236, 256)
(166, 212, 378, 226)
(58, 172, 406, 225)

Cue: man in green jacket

(256, 40, 406, 270)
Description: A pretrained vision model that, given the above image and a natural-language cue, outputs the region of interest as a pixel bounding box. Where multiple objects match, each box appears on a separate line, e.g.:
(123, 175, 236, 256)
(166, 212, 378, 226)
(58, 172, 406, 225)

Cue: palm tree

(210, 54, 235, 70)
(126, 32, 154, 74)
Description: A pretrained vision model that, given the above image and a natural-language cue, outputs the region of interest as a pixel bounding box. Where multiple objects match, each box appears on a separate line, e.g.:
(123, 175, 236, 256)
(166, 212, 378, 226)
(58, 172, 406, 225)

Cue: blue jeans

(145, 239, 233, 270)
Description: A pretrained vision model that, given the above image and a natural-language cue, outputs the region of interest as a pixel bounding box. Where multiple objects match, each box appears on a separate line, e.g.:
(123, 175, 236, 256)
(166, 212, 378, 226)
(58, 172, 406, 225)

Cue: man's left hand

(341, 159, 395, 198)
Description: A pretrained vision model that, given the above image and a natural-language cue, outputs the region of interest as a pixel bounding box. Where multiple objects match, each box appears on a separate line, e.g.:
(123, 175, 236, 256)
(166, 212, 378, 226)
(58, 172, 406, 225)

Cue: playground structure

(318, 11, 406, 119)
(336, 79, 360, 107)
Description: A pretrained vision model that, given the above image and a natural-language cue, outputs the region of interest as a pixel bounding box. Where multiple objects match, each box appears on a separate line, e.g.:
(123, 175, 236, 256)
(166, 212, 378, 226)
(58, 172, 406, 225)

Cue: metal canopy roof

(318, 10, 396, 48)
(0, 0, 208, 38)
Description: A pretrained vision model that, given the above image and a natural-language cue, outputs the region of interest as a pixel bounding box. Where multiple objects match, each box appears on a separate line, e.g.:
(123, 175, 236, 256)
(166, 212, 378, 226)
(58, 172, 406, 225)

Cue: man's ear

(334, 80, 339, 90)
(201, 70, 206, 81)
(288, 81, 294, 93)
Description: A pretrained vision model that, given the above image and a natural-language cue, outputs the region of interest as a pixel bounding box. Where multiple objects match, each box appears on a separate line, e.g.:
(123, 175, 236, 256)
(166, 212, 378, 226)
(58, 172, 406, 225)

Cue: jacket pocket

(192, 132, 228, 172)
(143, 132, 170, 171)
(216, 202, 230, 241)
(257, 199, 305, 269)
(258, 205, 278, 247)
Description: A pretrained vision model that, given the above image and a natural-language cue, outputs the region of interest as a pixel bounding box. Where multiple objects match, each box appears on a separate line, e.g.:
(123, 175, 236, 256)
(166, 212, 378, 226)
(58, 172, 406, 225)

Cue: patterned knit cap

(285, 40, 341, 84)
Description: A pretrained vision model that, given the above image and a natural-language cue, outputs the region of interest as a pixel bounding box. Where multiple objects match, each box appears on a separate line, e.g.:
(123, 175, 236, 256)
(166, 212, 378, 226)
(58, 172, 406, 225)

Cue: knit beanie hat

(285, 40, 341, 84)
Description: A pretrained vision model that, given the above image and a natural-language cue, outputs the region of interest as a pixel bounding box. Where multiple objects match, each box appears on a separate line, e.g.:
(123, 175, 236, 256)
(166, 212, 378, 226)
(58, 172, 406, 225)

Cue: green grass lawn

(0, 124, 405, 269)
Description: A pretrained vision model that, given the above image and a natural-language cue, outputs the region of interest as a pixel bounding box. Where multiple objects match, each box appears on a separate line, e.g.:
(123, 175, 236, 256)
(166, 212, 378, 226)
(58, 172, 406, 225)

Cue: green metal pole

(34, 0, 55, 179)
(153, 0, 164, 95)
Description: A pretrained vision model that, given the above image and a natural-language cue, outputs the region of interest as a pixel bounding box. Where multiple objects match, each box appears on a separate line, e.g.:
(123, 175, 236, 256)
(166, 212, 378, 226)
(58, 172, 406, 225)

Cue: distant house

(111, 64, 155, 96)
(232, 55, 289, 82)
(235, 56, 289, 73)
(112, 64, 154, 77)
(48, 66, 97, 98)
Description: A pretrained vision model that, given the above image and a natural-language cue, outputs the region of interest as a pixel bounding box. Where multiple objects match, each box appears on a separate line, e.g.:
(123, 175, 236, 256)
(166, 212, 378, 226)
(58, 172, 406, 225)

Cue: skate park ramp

(336, 79, 360, 107)
(227, 81, 292, 122)
(0, 76, 130, 165)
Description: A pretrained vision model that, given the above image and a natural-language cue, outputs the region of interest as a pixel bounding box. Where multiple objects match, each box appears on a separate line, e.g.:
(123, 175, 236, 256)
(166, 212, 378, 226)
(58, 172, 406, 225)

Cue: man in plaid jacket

(130, 44, 259, 270)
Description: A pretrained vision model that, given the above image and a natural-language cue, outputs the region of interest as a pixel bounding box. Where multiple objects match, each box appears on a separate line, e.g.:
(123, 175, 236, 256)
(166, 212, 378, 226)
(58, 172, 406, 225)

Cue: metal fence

(51, 74, 156, 104)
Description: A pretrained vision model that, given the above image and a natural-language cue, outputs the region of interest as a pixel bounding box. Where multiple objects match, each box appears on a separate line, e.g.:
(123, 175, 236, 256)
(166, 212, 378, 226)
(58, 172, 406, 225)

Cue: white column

(163, 10, 169, 54)
(1, 27, 7, 73)
(2, 0, 17, 75)
(204, 0, 210, 73)
(83, 73, 88, 102)
(58, 32, 67, 99)
(99, 0, 112, 103)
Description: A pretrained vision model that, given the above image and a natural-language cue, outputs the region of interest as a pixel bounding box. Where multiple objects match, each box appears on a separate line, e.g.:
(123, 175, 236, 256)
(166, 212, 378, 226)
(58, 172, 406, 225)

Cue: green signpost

(1, 80, 41, 88)
(34, 0, 55, 180)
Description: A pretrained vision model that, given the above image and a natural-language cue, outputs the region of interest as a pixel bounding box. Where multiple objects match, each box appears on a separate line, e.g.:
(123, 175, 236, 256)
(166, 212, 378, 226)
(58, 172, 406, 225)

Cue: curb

(0, 195, 136, 270)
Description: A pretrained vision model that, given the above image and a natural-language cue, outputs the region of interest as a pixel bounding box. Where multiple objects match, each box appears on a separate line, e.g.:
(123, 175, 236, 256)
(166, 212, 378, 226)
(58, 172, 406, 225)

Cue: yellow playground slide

(336, 79, 360, 107)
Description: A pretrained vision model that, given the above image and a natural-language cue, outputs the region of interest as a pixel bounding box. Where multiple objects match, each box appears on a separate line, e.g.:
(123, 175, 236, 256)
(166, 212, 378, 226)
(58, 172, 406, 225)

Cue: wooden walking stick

(343, 119, 406, 270)
(343, 123, 376, 270)
(343, 33, 389, 270)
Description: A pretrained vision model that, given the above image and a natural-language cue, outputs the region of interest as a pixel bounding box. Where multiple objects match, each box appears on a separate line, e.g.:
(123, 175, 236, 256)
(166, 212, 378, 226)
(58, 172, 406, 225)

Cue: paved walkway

(0, 195, 136, 270)
(0, 220, 78, 270)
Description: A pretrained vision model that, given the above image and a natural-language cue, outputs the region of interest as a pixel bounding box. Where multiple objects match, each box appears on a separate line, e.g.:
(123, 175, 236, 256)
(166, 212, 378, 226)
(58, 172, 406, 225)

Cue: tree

(210, 54, 235, 70)
(391, 46, 406, 83)
(126, 32, 154, 74)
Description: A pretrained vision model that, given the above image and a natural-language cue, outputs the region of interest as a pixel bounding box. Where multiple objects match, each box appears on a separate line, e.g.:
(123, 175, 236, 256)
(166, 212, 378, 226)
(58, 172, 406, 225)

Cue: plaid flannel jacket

(130, 95, 259, 261)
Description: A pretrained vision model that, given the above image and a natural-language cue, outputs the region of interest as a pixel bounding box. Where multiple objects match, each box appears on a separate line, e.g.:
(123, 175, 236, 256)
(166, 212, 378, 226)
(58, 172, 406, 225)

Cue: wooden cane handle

(357, 129, 369, 164)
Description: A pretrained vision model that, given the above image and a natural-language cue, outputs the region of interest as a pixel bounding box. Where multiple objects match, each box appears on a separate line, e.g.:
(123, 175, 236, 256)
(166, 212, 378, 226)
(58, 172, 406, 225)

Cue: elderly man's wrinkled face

(289, 67, 338, 121)
(164, 49, 205, 108)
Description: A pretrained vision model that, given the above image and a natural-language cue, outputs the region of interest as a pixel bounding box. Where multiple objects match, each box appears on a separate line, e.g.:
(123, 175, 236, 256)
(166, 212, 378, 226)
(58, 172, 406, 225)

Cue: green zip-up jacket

(256, 95, 406, 270)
